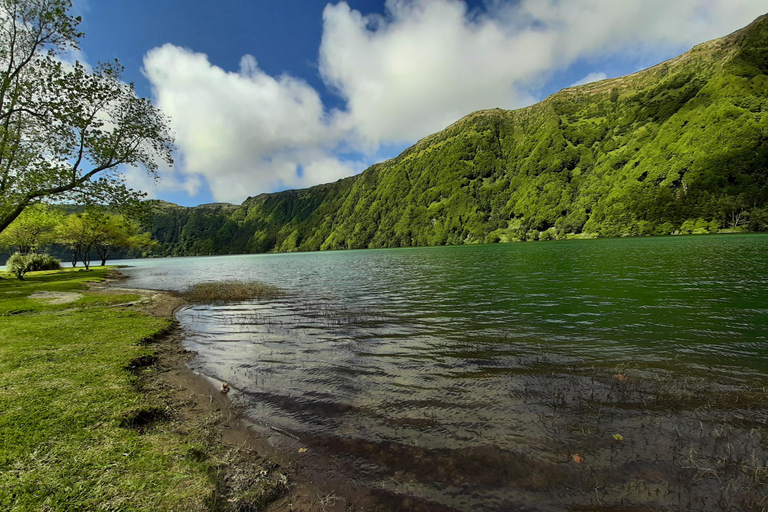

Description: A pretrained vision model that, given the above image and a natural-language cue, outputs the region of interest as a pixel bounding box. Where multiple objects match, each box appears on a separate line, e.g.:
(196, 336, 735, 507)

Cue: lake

(115, 234, 768, 511)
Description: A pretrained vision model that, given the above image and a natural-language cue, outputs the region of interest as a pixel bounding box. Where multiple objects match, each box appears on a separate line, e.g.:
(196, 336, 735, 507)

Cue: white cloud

(142, 0, 768, 203)
(570, 72, 608, 87)
(122, 162, 203, 201)
(143, 44, 352, 203)
(319, 0, 548, 146)
(319, 0, 768, 147)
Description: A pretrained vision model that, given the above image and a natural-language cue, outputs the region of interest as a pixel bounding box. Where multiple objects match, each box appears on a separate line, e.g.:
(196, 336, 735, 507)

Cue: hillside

(144, 15, 768, 256)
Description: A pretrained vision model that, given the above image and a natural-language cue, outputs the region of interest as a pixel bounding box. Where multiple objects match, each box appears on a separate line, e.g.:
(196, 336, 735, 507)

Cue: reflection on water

(116, 235, 768, 510)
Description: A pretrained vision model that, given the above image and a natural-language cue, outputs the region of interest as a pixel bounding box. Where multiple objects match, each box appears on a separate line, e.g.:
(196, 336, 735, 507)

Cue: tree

(56, 210, 155, 269)
(0, 203, 62, 253)
(91, 213, 155, 266)
(0, 0, 174, 234)
(55, 212, 89, 267)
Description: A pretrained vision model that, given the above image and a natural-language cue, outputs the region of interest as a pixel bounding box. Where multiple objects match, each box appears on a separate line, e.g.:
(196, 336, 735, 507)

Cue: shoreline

(100, 272, 390, 512)
(104, 262, 768, 512)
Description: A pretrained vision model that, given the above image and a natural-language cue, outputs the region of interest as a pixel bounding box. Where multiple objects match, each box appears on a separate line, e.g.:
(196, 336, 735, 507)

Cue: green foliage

(54, 210, 156, 268)
(141, 16, 768, 255)
(0, 205, 63, 254)
(0, 1, 174, 235)
(6, 253, 61, 279)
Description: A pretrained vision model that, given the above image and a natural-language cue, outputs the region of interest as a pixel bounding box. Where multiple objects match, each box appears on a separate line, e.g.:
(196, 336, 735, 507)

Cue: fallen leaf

(613, 433, 624, 441)
(572, 454, 584, 464)
(613, 374, 628, 382)
(298, 448, 308, 453)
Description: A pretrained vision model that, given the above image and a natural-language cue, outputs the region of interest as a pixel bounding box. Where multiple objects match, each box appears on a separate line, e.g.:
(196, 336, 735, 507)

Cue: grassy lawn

(0, 268, 216, 512)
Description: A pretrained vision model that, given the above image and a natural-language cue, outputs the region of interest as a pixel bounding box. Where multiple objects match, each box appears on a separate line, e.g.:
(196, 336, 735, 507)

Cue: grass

(0, 268, 285, 511)
(181, 280, 280, 304)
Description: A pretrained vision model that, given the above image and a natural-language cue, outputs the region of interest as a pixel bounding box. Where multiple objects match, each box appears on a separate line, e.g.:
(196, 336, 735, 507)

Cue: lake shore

(105, 272, 398, 512)
(5, 244, 766, 511)
(113, 236, 768, 511)
(0, 267, 349, 512)
(0, 264, 455, 511)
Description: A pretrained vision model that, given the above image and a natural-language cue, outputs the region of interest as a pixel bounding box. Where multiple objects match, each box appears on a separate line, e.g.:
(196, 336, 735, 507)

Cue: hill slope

(146, 15, 768, 256)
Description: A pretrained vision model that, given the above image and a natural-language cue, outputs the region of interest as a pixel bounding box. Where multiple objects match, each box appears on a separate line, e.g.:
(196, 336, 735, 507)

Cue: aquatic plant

(181, 280, 280, 303)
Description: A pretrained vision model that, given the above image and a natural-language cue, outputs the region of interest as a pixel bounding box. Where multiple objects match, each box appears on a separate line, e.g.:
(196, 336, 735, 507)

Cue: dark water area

(116, 235, 768, 511)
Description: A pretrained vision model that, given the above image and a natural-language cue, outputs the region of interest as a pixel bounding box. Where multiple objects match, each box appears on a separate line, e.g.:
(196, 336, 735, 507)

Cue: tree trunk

(82, 246, 91, 270)
(0, 202, 27, 236)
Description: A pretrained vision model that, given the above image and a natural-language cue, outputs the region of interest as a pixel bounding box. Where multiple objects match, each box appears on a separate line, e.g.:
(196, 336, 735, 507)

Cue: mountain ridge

(144, 14, 768, 256)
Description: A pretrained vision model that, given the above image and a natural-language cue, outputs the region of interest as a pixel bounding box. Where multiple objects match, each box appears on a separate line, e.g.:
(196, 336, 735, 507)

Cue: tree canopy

(0, 0, 174, 234)
(0, 202, 60, 253)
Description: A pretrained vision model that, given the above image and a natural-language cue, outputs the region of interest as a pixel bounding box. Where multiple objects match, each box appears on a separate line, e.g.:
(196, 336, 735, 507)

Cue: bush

(7, 253, 61, 279)
(679, 219, 696, 234)
(539, 228, 558, 241)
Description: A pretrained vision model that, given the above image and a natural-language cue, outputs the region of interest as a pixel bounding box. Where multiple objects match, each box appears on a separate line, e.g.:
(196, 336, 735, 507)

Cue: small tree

(0, 204, 62, 254)
(92, 213, 155, 266)
(56, 212, 105, 269)
(56, 210, 155, 268)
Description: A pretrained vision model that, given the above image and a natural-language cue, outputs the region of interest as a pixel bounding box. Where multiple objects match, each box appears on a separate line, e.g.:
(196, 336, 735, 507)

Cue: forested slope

(145, 15, 768, 256)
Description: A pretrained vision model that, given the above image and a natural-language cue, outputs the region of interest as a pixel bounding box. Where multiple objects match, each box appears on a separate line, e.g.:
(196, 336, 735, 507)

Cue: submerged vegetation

(181, 280, 280, 303)
(526, 363, 768, 511)
(145, 15, 768, 256)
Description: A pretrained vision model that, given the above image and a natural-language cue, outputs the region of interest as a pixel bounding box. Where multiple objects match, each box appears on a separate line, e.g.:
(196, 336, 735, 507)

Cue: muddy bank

(95, 271, 403, 512)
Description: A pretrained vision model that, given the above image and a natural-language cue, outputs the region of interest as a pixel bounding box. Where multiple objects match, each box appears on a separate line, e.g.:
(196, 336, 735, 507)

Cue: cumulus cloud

(143, 0, 768, 203)
(143, 44, 353, 203)
(320, 0, 768, 146)
(122, 162, 203, 201)
(570, 72, 609, 87)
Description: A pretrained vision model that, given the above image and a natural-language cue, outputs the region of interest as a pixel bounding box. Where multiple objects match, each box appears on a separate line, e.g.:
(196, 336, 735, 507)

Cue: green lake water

(117, 234, 768, 511)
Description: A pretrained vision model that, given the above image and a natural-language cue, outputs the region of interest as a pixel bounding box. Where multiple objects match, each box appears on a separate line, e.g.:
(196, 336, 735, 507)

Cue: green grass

(0, 268, 216, 511)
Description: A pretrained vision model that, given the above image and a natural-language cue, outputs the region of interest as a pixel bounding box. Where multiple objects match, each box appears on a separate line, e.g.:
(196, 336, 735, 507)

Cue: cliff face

(144, 15, 768, 256)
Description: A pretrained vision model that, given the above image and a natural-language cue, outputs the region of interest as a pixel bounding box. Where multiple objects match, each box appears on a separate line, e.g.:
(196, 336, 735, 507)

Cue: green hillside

(145, 15, 768, 256)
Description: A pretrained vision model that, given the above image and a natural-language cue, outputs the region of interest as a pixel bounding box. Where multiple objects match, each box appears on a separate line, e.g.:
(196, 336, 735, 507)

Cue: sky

(69, 0, 768, 206)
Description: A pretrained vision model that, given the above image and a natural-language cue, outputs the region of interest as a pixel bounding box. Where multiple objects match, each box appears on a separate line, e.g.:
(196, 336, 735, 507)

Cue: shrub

(28, 254, 61, 272)
(7, 253, 61, 279)
(679, 219, 696, 234)
(539, 228, 558, 241)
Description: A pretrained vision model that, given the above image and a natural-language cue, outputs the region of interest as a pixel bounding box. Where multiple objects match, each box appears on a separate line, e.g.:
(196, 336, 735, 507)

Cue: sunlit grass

(0, 268, 287, 511)
(0, 268, 213, 511)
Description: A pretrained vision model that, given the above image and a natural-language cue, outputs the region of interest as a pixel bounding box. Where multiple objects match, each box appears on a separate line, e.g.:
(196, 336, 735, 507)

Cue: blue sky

(71, 0, 768, 206)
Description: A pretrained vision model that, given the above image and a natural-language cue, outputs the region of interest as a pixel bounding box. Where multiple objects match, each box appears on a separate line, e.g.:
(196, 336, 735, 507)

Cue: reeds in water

(181, 280, 280, 303)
